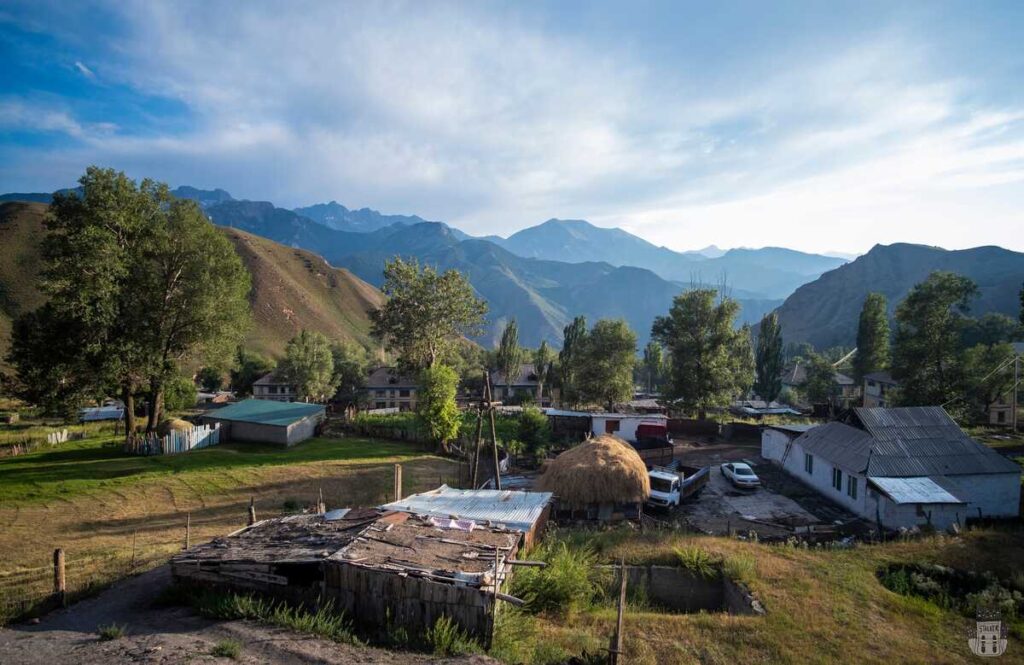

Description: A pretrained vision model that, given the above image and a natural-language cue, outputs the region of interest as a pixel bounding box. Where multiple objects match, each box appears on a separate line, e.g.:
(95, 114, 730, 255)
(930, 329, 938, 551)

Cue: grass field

(511, 527, 1024, 665)
(0, 432, 457, 622)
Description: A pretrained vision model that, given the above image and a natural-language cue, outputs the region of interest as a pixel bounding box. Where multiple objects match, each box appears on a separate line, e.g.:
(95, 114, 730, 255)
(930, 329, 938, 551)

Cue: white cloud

(4, 3, 1024, 253)
(73, 60, 95, 79)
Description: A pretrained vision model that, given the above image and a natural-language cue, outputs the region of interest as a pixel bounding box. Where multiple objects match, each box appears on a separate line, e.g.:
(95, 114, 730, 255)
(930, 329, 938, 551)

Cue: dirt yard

(0, 566, 495, 664)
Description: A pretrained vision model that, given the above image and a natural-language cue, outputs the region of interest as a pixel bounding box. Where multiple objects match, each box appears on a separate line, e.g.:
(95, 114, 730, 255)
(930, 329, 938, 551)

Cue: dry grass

(535, 434, 650, 506)
(522, 528, 1024, 665)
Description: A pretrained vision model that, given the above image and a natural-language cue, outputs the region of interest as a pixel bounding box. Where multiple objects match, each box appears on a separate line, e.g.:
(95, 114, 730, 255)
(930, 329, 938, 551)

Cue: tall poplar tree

(754, 312, 783, 404)
(496, 319, 524, 398)
(852, 292, 890, 383)
(558, 316, 587, 407)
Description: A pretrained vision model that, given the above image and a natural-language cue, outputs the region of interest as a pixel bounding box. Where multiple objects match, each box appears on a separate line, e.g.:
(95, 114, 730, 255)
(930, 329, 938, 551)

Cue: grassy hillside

(0, 202, 385, 362)
(0, 202, 48, 363)
(221, 227, 384, 357)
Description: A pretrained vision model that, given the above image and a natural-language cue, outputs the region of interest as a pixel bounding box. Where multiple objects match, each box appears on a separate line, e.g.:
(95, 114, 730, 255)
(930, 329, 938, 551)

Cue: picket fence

(46, 429, 69, 445)
(123, 423, 221, 456)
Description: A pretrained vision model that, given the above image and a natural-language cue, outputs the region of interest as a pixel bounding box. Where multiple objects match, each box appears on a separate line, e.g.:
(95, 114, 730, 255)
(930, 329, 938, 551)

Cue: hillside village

(0, 169, 1021, 665)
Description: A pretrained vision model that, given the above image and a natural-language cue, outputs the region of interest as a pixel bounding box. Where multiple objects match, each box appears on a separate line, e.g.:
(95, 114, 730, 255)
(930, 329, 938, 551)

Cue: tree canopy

(278, 330, 337, 402)
(577, 319, 637, 409)
(852, 292, 890, 383)
(417, 364, 461, 454)
(496, 319, 525, 396)
(754, 312, 783, 404)
(558, 316, 588, 408)
(642, 341, 664, 394)
(370, 258, 487, 372)
(651, 289, 752, 417)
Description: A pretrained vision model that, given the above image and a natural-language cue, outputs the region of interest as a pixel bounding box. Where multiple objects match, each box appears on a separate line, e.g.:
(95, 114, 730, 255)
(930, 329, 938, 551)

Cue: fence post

(394, 464, 402, 502)
(609, 559, 627, 665)
(130, 530, 137, 571)
(53, 548, 66, 607)
(185, 512, 191, 550)
(248, 497, 257, 525)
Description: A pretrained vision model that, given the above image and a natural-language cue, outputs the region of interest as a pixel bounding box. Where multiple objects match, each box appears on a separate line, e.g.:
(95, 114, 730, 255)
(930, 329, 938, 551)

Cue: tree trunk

(122, 385, 136, 442)
(146, 380, 164, 432)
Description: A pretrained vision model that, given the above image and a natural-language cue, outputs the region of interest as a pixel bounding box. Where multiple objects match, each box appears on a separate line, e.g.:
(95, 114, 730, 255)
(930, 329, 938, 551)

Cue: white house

(252, 372, 297, 402)
(761, 407, 1021, 530)
(546, 409, 669, 443)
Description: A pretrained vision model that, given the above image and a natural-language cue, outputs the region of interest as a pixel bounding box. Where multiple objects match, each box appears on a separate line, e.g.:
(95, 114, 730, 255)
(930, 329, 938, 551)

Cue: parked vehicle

(647, 461, 709, 508)
(721, 462, 761, 489)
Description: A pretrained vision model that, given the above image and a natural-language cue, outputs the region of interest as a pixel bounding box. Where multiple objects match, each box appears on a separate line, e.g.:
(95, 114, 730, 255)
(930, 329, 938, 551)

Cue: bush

(674, 546, 720, 580)
(722, 554, 757, 583)
(424, 615, 480, 656)
(518, 407, 551, 456)
(97, 623, 126, 641)
(512, 542, 606, 616)
(211, 639, 242, 659)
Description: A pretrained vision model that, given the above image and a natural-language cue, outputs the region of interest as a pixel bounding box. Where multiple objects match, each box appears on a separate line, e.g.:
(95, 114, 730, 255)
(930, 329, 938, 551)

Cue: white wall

(760, 429, 792, 463)
(590, 415, 667, 442)
(779, 440, 869, 516)
(285, 413, 323, 446)
(939, 473, 1021, 520)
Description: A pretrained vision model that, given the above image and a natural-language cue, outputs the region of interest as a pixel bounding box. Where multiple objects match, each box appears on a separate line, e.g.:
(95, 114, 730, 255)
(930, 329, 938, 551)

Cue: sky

(1, 1, 1023, 254)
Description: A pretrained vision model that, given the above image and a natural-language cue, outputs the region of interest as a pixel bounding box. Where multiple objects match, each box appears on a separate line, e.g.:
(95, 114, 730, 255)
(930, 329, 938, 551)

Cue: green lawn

(0, 435, 430, 505)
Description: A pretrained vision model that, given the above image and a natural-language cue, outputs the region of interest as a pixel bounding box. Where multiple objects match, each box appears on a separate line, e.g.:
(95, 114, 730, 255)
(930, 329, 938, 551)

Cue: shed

(199, 398, 325, 446)
(536, 434, 651, 521)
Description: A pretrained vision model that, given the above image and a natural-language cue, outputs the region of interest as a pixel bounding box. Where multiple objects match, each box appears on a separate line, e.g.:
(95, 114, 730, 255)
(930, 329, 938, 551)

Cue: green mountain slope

(774, 242, 1024, 348)
(0, 202, 384, 362)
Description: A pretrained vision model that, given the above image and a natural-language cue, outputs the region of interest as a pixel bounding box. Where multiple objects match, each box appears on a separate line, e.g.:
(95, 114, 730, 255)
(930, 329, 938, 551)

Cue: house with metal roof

(362, 367, 419, 411)
(761, 407, 1020, 530)
(199, 398, 325, 446)
(252, 371, 297, 402)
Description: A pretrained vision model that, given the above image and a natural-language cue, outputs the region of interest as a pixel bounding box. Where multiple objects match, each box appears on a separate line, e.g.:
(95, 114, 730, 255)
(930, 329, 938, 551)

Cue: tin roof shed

(379, 485, 552, 534)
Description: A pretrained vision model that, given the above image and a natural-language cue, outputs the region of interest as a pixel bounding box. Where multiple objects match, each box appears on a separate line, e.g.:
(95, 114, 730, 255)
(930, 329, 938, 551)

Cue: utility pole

(1013, 353, 1019, 434)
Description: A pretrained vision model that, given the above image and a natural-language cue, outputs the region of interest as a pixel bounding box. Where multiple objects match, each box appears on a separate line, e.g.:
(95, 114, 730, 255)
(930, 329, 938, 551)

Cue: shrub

(424, 615, 480, 656)
(518, 407, 551, 456)
(97, 623, 126, 641)
(674, 546, 720, 580)
(722, 554, 757, 583)
(211, 639, 242, 659)
(512, 542, 606, 616)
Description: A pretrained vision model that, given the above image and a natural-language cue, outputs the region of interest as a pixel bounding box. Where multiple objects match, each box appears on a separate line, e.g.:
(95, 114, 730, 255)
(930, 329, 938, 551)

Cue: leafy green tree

(162, 375, 198, 412)
(962, 342, 1018, 420)
(852, 292, 890, 383)
(1020, 281, 1024, 326)
(330, 342, 371, 406)
(230, 347, 274, 397)
(197, 367, 225, 392)
(803, 352, 837, 404)
(279, 330, 337, 402)
(417, 364, 461, 454)
(558, 316, 587, 408)
(517, 406, 552, 457)
(651, 289, 752, 418)
(371, 258, 487, 371)
(892, 272, 978, 406)
(754, 312, 784, 404)
(533, 341, 555, 402)
(961, 312, 1021, 348)
(578, 319, 637, 409)
(496, 319, 525, 399)
(642, 341, 663, 394)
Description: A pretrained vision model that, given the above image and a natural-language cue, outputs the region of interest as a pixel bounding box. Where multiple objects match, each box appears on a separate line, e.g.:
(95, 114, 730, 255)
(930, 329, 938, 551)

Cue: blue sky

(1, 1, 1023, 253)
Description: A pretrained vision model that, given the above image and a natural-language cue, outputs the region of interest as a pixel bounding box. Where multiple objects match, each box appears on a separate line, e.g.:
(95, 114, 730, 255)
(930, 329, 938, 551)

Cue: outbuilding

(199, 398, 325, 446)
(761, 407, 1021, 530)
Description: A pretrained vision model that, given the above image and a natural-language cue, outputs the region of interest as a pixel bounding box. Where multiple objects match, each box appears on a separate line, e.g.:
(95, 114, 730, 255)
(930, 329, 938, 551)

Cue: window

(804, 453, 813, 475)
(997, 411, 1006, 423)
(832, 467, 843, 491)
(375, 389, 385, 397)
(605, 419, 621, 433)
(375, 401, 386, 409)
(268, 386, 278, 394)
(847, 476, 858, 500)
(399, 389, 410, 398)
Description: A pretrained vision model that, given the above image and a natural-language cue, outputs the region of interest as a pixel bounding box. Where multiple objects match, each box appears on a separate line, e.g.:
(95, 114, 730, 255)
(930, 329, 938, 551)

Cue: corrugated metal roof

(868, 476, 964, 504)
(203, 399, 324, 426)
(767, 424, 818, 435)
(363, 367, 418, 389)
(379, 485, 552, 533)
(855, 407, 1020, 476)
(794, 422, 875, 472)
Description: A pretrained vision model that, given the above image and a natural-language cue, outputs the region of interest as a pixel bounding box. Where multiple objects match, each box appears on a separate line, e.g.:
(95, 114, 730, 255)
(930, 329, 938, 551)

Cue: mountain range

(775, 243, 1024, 348)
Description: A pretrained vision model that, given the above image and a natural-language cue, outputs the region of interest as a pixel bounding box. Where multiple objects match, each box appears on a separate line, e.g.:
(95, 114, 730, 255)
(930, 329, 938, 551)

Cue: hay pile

(158, 418, 194, 437)
(535, 434, 650, 506)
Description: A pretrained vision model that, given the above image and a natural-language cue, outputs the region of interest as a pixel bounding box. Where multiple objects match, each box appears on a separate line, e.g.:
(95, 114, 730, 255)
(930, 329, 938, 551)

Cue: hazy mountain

(0, 201, 384, 361)
(206, 201, 779, 347)
(774, 243, 1024, 349)
(695, 245, 726, 258)
(494, 218, 846, 298)
(171, 186, 234, 208)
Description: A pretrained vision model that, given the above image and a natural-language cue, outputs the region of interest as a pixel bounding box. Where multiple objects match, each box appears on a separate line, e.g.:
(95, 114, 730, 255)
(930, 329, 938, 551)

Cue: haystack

(158, 418, 194, 437)
(535, 434, 650, 507)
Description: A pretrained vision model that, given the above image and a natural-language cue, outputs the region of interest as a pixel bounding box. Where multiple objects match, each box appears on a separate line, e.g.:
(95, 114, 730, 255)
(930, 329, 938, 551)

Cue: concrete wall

(285, 412, 323, 446)
(590, 416, 666, 442)
(939, 473, 1021, 519)
(760, 429, 792, 463)
(616, 565, 761, 615)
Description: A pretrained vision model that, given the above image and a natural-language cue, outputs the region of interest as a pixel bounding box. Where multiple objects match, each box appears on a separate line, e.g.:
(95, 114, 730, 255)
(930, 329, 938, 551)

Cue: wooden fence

(123, 423, 221, 456)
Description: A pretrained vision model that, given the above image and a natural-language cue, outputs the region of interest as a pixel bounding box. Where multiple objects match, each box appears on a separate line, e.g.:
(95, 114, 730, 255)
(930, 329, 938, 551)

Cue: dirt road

(0, 565, 495, 664)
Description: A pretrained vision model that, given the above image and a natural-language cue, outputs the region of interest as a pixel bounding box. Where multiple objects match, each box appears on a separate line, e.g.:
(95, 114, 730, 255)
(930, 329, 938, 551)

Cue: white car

(720, 462, 760, 489)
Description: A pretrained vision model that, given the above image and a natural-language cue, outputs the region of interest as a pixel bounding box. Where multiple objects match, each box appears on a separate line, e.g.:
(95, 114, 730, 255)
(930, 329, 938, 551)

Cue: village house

(781, 361, 859, 408)
(862, 371, 899, 408)
(252, 371, 297, 402)
(362, 367, 418, 411)
(761, 407, 1021, 530)
(489, 363, 551, 406)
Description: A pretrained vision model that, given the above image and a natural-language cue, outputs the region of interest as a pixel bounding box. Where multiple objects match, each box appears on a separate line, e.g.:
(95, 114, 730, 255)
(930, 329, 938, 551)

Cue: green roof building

(200, 399, 325, 446)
